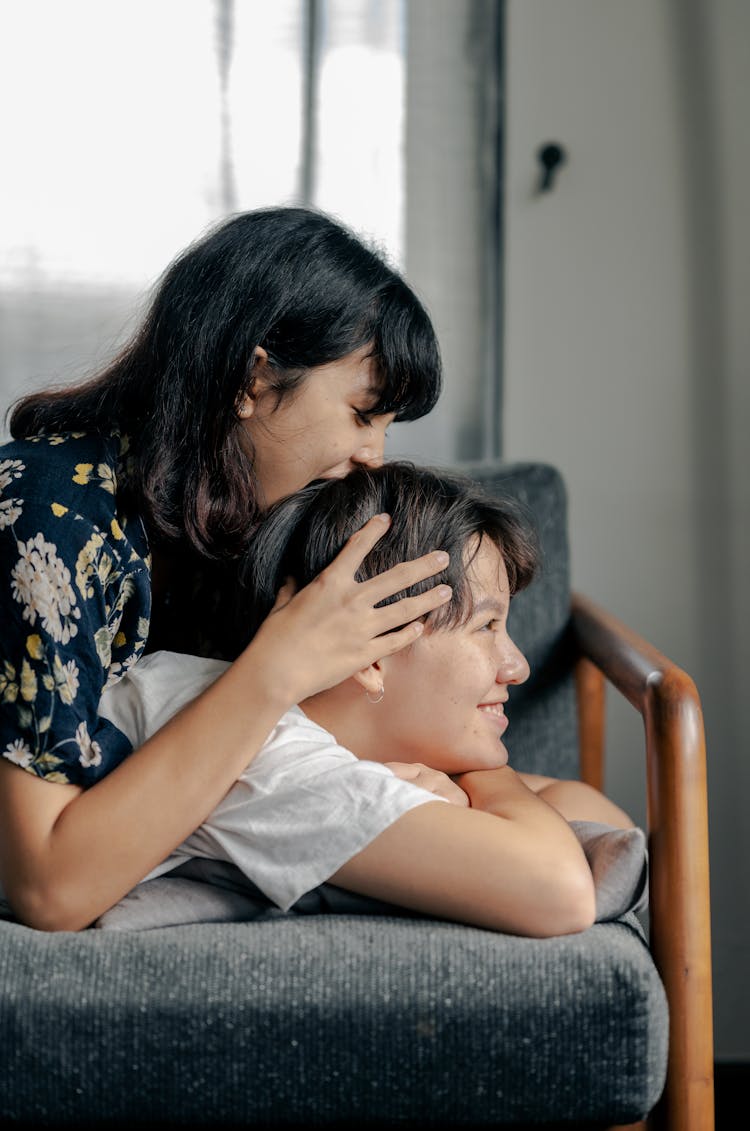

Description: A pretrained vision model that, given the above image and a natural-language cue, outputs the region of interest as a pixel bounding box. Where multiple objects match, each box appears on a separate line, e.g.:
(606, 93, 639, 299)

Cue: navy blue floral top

(0, 432, 151, 785)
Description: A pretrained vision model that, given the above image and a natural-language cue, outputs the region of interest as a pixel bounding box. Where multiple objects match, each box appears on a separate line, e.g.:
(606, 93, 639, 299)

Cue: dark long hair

(9, 208, 441, 559)
(238, 462, 538, 646)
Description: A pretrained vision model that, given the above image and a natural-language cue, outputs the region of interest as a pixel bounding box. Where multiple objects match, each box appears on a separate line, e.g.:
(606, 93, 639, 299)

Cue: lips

(478, 701, 509, 733)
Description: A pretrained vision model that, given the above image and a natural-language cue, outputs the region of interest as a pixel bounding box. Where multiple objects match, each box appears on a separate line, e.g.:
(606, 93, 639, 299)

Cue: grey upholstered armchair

(0, 460, 713, 1131)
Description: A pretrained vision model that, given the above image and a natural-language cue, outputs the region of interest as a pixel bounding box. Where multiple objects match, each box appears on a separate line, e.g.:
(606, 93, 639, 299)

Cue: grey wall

(391, 0, 501, 465)
(502, 0, 749, 1060)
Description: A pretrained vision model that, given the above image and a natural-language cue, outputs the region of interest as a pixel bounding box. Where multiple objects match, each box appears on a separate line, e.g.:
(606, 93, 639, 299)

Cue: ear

(351, 661, 384, 697)
(236, 346, 271, 419)
(251, 345, 269, 370)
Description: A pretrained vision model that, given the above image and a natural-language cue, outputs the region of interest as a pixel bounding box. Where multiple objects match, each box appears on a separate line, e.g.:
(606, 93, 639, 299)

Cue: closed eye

(354, 409, 374, 427)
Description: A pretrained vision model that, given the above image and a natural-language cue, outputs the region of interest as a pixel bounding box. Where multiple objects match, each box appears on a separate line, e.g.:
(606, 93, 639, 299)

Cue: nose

(352, 424, 387, 469)
(353, 447, 383, 469)
(498, 637, 530, 687)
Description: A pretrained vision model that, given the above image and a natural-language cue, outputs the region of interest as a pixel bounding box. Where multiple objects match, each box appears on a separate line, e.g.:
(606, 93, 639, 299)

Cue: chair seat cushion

(0, 914, 667, 1127)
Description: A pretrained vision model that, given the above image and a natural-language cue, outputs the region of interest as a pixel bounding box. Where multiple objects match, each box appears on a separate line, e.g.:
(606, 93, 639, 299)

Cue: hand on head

(252, 511, 453, 703)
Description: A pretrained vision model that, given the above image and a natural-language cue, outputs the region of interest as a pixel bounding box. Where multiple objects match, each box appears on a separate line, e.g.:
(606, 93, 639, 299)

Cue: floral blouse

(0, 431, 151, 785)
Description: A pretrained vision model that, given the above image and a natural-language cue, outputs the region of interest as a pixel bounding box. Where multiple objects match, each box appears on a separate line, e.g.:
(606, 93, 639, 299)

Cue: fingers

(317, 515, 453, 631)
(438, 781, 470, 807)
(385, 762, 469, 807)
(369, 619, 426, 656)
(363, 550, 450, 605)
(372, 585, 453, 635)
(361, 585, 452, 658)
(326, 515, 450, 597)
(327, 513, 394, 573)
(257, 517, 453, 701)
(385, 761, 422, 782)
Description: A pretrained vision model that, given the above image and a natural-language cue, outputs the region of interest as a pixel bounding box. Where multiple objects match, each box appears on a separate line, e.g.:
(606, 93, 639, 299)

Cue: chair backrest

(457, 461, 579, 778)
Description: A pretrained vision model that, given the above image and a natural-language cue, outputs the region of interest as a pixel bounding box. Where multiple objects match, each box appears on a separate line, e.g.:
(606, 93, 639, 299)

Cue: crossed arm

(515, 772, 635, 828)
(329, 766, 603, 938)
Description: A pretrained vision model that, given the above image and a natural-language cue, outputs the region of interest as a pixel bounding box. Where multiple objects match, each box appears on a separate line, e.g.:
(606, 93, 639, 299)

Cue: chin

(450, 744, 509, 774)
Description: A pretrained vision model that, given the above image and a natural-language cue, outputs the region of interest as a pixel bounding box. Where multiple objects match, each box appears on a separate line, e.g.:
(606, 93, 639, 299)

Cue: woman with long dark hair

(0, 207, 449, 930)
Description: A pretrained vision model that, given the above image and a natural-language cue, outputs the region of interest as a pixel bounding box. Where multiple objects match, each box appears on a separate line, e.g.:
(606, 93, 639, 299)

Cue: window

(0, 0, 502, 460)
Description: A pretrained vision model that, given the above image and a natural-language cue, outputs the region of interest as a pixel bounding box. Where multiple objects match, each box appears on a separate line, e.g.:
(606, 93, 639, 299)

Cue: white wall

(503, 0, 749, 1060)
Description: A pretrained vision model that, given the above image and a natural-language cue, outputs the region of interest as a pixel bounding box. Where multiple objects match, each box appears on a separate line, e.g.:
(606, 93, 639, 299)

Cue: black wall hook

(537, 143, 567, 192)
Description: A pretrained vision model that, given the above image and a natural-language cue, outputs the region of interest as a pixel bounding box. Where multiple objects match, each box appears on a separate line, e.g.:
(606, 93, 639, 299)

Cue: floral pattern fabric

(0, 432, 151, 785)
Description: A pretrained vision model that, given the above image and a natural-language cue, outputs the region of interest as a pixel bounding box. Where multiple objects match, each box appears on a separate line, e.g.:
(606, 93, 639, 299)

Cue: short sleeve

(165, 708, 447, 910)
(0, 445, 151, 786)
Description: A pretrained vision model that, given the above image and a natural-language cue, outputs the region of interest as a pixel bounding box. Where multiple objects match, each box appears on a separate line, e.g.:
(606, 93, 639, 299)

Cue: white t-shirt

(99, 651, 444, 911)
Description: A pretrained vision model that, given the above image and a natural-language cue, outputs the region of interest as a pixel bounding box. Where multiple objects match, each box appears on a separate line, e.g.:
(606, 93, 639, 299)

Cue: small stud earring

(366, 684, 385, 705)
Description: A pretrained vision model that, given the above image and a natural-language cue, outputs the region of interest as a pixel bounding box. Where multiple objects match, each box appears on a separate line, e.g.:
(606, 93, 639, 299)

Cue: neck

(301, 684, 383, 763)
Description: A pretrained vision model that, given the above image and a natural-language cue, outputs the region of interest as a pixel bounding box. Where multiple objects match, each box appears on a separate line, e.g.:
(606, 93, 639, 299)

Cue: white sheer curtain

(0, 0, 500, 462)
(0, 0, 406, 434)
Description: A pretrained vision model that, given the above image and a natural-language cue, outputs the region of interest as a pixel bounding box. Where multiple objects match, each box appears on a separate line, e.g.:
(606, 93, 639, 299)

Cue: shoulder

(0, 433, 152, 785)
(1, 429, 120, 476)
(265, 706, 355, 754)
(1, 430, 148, 569)
(1, 431, 129, 522)
(246, 706, 377, 786)
(100, 651, 230, 745)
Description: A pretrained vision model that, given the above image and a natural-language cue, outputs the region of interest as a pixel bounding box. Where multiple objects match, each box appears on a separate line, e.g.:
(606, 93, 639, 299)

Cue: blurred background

(0, 0, 747, 1091)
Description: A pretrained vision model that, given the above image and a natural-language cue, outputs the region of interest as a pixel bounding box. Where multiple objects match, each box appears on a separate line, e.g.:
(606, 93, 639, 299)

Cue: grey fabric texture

(0, 461, 669, 1128)
(571, 821, 649, 920)
(95, 857, 416, 931)
(0, 915, 667, 1127)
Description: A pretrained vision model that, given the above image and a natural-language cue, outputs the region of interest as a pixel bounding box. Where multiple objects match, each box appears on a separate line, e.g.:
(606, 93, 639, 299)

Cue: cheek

(436, 647, 488, 696)
(401, 652, 477, 720)
(301, 416, 356, 462)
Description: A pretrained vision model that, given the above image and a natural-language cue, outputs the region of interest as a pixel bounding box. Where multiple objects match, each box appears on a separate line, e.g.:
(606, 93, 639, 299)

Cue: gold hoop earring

(366, 685, 385, 705)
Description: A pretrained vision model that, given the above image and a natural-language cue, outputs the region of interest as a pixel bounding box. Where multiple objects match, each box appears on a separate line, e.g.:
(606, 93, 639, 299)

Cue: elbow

(530, 863, 597, 938)
(6, 880, 93, 933)
(500, 861, 595, 939)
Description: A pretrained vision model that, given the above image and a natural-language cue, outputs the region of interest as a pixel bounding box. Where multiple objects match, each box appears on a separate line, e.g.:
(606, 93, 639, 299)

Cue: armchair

(571, 593, 714, 1131)
(468, 460, 714, 1131)
(0, 460, 713, 1130)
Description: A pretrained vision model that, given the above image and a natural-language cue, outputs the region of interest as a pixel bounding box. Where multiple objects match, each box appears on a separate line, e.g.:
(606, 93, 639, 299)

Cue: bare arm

(328, 766, 596, 937)
(0, 517, 452, 932)
(516, 772, 635, 828)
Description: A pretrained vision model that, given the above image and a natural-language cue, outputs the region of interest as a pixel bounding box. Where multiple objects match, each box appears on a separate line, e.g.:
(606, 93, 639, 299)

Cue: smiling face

(354, 536, 530, 774)
(239, 344, 395, 508)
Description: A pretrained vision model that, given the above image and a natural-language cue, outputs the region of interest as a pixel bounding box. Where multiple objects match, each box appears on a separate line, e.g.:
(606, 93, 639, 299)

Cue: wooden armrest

(570, 592, 714, 1131)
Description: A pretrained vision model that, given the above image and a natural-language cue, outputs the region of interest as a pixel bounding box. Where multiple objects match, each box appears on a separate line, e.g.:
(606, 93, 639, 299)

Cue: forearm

(456, 767, 597, 928)
(332, 769, 596, 937)
(0, 644, 292, 931)
(458, 766, 597, 845)
(516, 773, 635, 828)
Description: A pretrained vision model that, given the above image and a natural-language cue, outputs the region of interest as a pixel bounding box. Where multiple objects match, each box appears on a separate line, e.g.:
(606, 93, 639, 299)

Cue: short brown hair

(238, 462, 538, 642)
